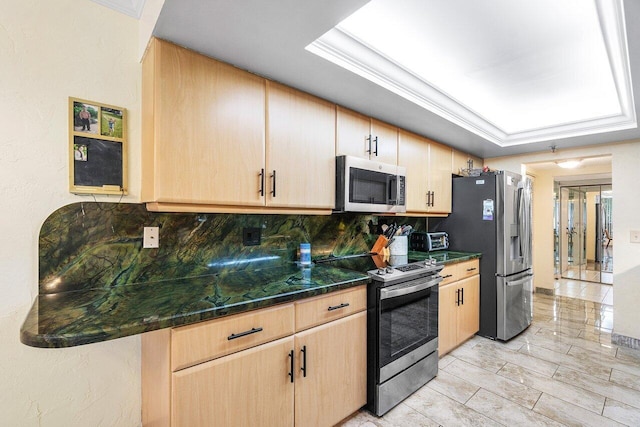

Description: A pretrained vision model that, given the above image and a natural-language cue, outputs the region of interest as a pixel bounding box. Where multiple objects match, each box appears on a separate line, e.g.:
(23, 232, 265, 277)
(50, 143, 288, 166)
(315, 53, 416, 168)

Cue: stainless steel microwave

(335, 155, 406, 213)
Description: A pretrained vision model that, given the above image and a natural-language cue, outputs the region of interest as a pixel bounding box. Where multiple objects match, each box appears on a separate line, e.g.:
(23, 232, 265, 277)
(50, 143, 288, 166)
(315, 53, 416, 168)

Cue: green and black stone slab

(408, 250, 482, 265)
(21, 263, 368, 348)
(23, 202, 432, 348)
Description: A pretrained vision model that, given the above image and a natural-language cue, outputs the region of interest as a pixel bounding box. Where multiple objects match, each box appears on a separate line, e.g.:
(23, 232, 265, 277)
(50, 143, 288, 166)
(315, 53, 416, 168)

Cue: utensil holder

(389, 236, 408, 256)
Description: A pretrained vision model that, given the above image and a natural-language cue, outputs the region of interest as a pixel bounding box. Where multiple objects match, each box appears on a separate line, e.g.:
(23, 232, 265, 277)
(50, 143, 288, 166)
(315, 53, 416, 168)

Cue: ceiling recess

(307, 0, 636, 147)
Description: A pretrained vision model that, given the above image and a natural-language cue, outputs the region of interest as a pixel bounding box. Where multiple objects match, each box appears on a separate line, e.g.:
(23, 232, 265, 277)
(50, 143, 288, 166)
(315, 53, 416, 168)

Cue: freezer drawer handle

(505, 273, 534, 287)
(227, 327, 263, 341)
(328, 302, 350, 311)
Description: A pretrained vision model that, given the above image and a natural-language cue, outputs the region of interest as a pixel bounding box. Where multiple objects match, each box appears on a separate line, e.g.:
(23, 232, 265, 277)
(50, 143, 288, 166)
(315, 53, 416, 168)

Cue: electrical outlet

(243, 227, 261, 246)
(144, 227, 159, 248)
(631, 230, 640, 243)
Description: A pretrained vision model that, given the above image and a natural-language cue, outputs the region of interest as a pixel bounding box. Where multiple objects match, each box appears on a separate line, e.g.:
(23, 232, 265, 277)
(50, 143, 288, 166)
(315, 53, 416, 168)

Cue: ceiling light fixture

(556, 160, 582, 169)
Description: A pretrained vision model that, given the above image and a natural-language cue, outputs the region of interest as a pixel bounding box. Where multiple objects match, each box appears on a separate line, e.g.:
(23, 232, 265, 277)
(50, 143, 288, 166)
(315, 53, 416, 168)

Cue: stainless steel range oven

(367, 261, 442, 416)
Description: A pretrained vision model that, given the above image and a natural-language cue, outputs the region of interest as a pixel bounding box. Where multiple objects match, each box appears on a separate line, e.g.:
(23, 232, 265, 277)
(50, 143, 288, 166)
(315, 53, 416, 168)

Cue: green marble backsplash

(39, 202, 426, 294)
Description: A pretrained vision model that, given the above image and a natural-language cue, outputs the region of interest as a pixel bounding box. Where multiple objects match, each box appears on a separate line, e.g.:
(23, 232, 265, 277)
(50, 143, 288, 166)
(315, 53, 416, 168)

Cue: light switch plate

(144, 226, 159, 248)
(631, 230, 640, 243)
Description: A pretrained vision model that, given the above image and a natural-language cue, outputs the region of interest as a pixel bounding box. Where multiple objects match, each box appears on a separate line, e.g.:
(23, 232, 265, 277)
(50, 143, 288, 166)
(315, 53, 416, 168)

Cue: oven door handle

(380, 277, 442, 300)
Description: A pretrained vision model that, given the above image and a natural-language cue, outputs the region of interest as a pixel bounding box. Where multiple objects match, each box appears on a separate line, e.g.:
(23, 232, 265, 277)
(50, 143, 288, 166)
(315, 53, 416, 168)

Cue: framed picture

(69, 97, 128, 195)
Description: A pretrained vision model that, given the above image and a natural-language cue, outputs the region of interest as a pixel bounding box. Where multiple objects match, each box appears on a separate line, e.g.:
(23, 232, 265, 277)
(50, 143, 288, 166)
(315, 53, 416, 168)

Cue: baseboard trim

(535, 287, 554, 296)
(612, 333, 640, 350)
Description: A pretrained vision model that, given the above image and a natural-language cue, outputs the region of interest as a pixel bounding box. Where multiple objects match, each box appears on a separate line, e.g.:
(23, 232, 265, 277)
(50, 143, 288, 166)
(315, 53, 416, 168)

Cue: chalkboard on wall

(69, 97, 128, 195)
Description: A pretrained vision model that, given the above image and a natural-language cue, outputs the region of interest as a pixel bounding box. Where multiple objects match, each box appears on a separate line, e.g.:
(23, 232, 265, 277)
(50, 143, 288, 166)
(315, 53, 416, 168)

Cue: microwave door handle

(387, 175, 398, 205)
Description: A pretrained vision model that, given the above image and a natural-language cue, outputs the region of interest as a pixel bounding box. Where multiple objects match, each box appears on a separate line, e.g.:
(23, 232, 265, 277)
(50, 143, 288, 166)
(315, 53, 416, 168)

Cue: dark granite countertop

(21, 250, 481, 348)
(20, 263, 369, 348)
(408, 250, 482, 265)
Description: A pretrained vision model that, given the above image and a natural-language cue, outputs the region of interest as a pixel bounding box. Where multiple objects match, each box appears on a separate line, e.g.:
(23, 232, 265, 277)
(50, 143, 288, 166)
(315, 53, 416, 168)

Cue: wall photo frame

(69, 97, 128, 195)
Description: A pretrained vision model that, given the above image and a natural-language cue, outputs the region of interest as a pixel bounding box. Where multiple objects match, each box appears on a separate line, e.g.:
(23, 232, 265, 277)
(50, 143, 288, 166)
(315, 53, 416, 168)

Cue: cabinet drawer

(457, 259, 480, 281)
(295, 286, 366, 332)
(439, 264, 457, 286)
(171, 304, 294, 371)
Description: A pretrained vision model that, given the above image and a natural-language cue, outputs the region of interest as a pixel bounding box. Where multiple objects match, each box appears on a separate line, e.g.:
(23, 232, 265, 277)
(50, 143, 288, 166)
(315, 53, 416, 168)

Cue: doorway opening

(554, 184, 613, 284)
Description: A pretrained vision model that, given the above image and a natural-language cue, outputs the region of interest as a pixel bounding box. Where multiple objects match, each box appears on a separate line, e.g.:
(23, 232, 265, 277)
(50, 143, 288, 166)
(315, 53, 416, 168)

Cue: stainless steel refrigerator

(440, 171, 533, 340)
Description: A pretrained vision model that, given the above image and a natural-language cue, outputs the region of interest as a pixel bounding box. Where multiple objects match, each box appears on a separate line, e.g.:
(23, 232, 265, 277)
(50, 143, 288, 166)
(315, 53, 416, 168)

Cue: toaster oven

(410, 232, 449, 252)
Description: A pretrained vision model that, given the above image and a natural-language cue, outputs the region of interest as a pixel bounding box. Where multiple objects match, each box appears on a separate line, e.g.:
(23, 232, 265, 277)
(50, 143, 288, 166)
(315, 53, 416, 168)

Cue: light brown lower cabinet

(294, 312, 367, 427)
(172, 336, 295, 427)
(142, 286, 367, 427)
(438, 260, 480, 356)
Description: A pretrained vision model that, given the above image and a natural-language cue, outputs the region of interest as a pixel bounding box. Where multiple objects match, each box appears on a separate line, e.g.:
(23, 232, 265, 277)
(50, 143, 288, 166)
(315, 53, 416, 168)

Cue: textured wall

(0, 1, 143, 425)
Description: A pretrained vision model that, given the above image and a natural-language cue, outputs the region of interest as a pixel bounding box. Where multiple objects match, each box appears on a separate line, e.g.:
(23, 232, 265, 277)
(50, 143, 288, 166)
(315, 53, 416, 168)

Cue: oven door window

(378, 284, 438, 368)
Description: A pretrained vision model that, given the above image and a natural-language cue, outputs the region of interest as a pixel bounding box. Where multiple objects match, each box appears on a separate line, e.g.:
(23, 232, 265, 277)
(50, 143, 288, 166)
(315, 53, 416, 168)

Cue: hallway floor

(555, 278, 613, 305)
(341, 286, 640, 426)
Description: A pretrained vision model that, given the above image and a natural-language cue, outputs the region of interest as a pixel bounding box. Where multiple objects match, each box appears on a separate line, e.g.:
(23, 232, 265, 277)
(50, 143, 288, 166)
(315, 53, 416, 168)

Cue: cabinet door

(336, 107, 372, 160)
(469, 155, 483, 171)
(457, 275, 480, 344)
(398, 130, 429, 212)
(294, 312, 367, 427)
(150, 40, 266, 206)
(266, 83, 335, 208)
(370, 119, 398, 165)
(452, 149, 469, 176)
(438, 282, 458, 357)
(427, 141, 453, 213)
(172, 336, 294, 427)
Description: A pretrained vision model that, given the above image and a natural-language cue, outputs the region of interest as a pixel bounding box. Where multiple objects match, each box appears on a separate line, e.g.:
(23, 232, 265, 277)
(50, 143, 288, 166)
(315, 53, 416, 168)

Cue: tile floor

(555, 278, 613, 305)
(562, 267, 613, 285)
(340, 281, 640, 427)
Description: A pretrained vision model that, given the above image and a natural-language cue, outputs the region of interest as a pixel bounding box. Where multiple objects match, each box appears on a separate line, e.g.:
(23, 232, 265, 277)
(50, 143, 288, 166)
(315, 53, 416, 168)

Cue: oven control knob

(385, 267, 394, 274)
(377, 268, 386, 275)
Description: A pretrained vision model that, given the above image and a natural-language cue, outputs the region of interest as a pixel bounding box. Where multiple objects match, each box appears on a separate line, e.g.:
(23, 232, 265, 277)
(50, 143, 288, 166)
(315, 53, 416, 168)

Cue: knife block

(371, 235, 388, 256)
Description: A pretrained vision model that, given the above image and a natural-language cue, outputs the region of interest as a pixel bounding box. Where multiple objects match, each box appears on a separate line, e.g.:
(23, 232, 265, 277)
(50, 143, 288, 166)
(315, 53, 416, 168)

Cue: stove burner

(394, 264, 424, 272)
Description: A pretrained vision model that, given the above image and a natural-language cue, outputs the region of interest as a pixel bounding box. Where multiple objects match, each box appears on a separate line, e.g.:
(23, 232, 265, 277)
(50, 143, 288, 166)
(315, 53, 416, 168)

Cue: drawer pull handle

(328, 302, 350, 311)
(227, 327, 263, 341)
(300, 345, 307, 377)
(466, 267, 477, 272)
(442, 274, 453, 279)
(288, 350, 294, 383)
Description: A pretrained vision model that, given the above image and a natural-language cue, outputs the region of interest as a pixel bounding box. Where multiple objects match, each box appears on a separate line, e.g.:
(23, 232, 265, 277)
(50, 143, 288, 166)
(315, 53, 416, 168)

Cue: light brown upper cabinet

(142, 38, 266, 208)
(142, 39, 336, 213)
(266, 82, 335, 209)
(452, 149, 483, 176)
(398, 131, 452, 214)
(336, 107, 398, 165)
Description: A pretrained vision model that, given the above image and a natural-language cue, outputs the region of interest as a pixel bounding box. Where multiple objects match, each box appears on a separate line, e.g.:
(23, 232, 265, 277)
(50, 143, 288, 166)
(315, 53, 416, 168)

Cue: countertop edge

(21, 251, 481, 348)
(20, 277, 369, 348)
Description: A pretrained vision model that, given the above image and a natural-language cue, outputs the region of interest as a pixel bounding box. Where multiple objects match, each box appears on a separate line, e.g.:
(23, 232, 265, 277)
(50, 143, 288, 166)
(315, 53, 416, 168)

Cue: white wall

(485, 142, 640, 341)
(0, 0, 142, 425)
(611, 143, 640, 340)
